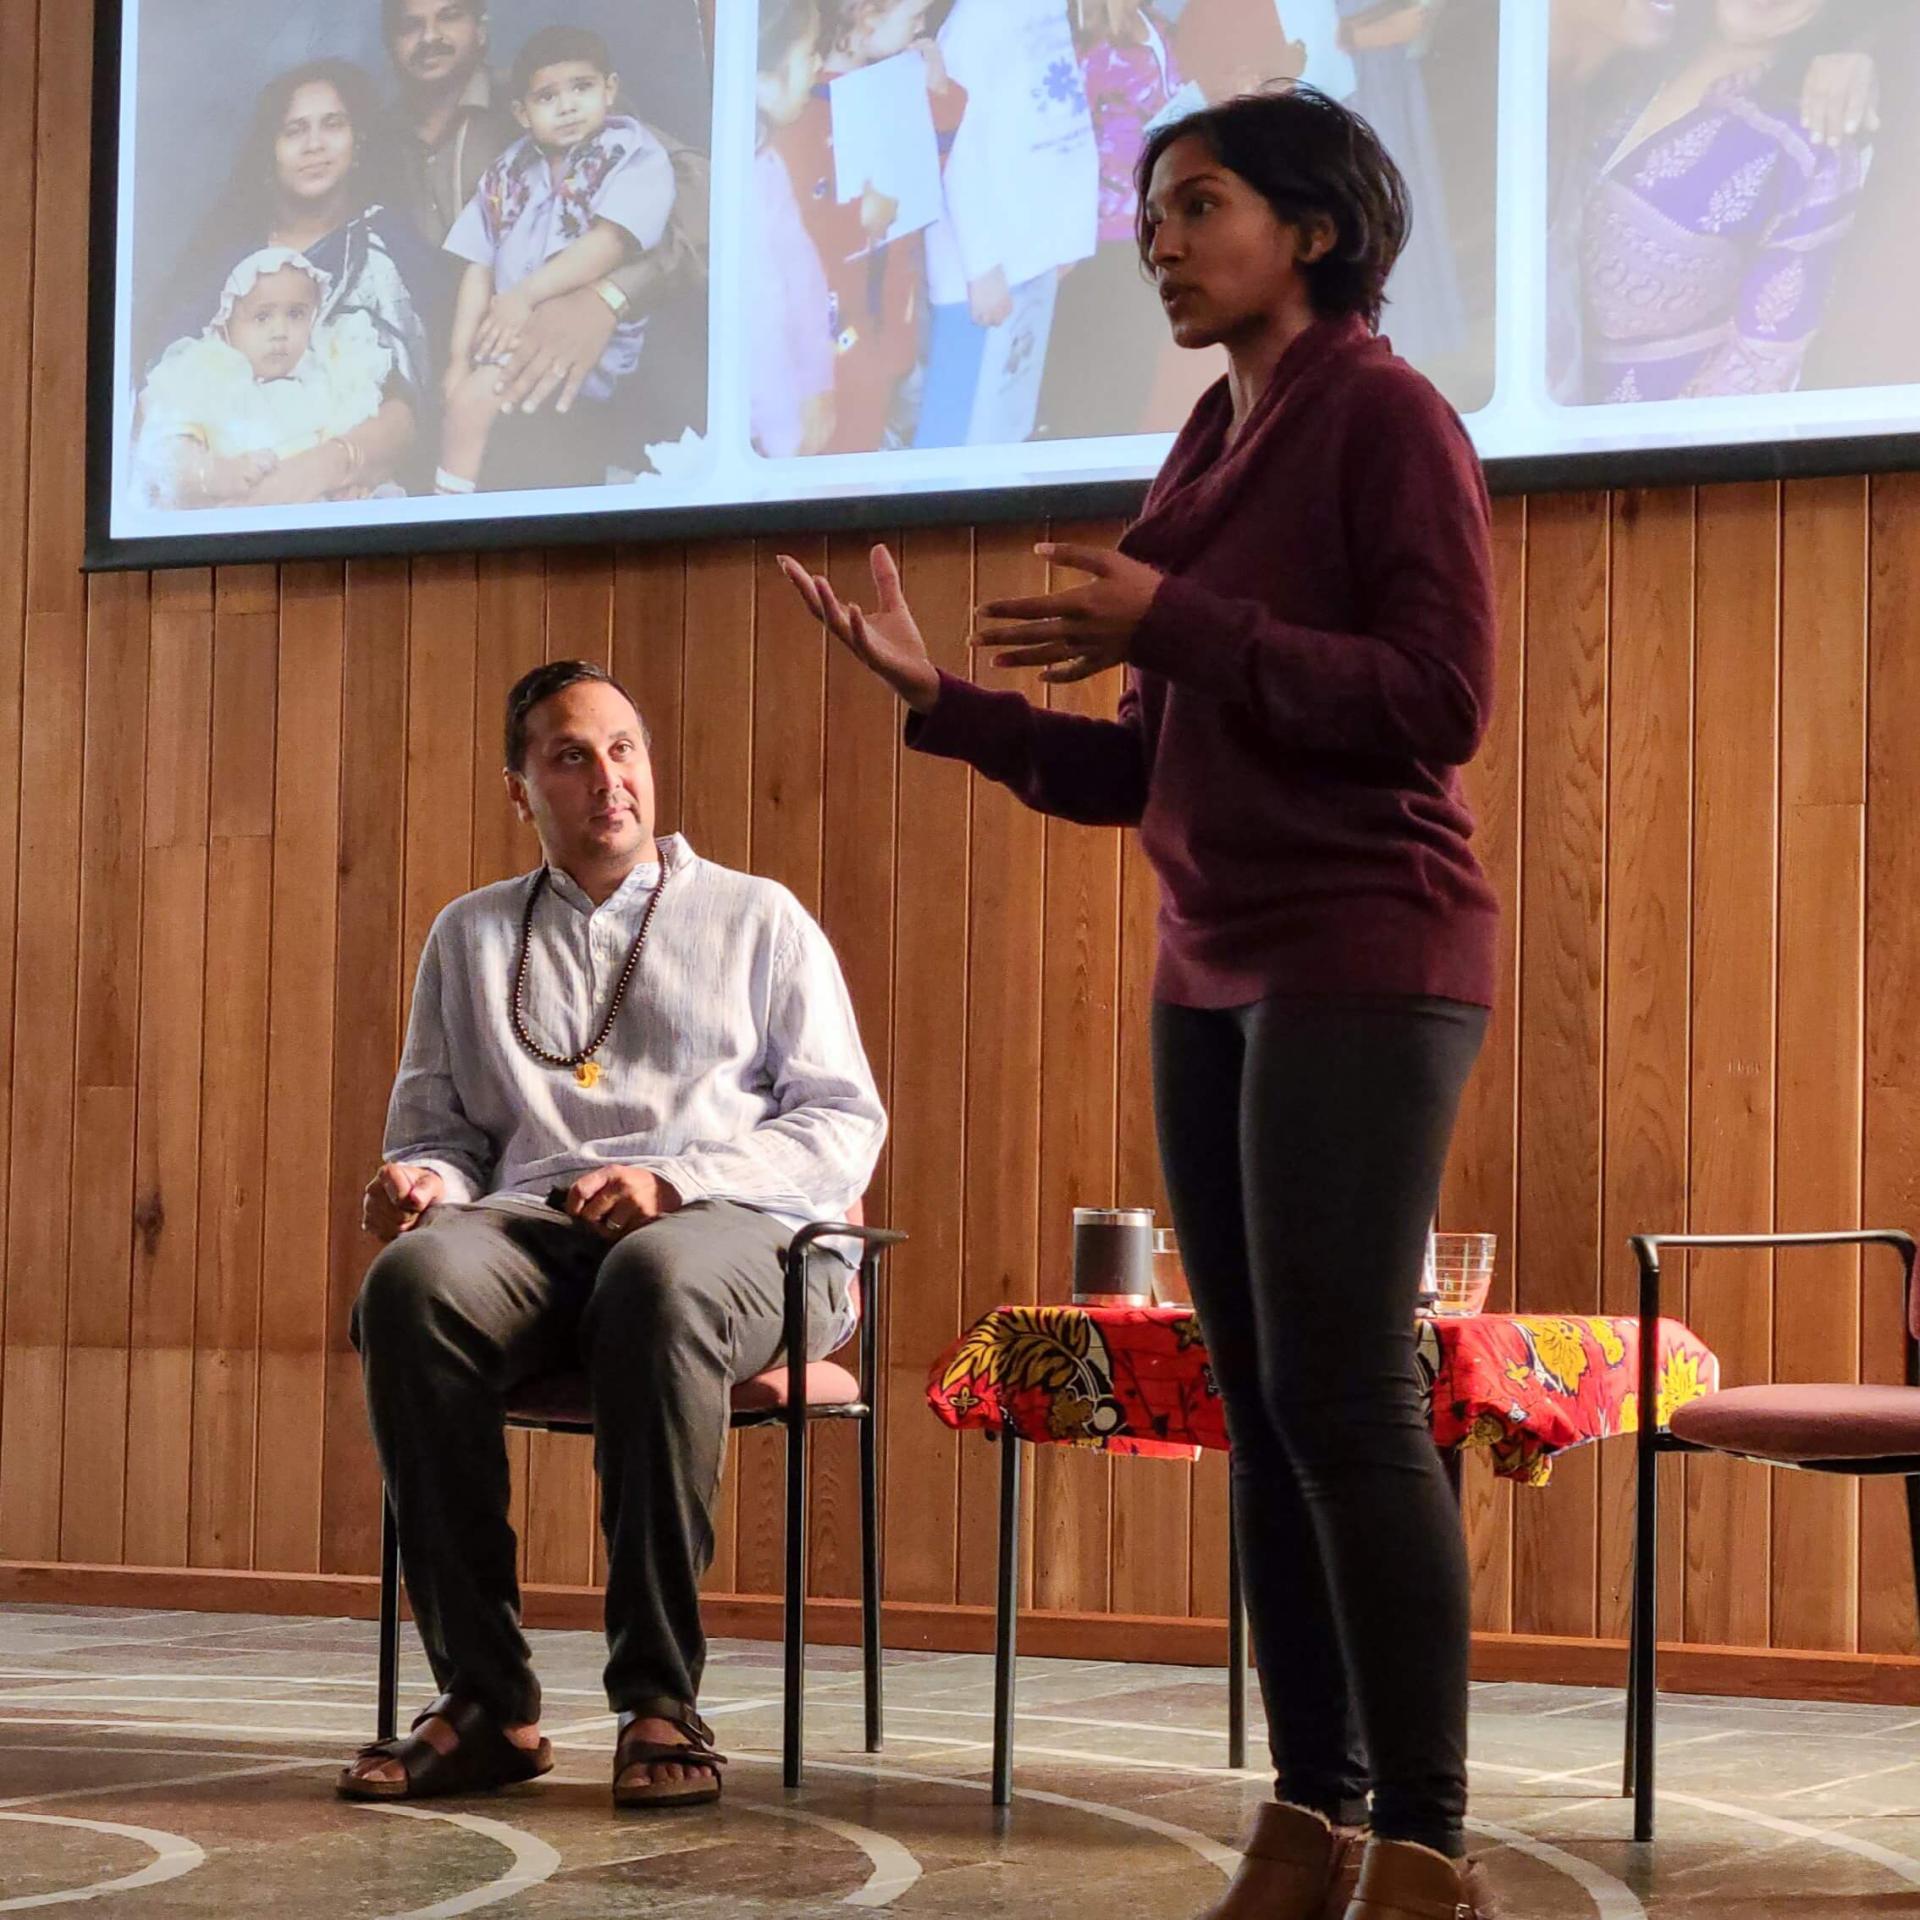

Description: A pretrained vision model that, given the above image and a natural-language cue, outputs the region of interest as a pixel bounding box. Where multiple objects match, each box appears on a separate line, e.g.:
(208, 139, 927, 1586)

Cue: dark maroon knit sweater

(907, 313, 1500, 1010)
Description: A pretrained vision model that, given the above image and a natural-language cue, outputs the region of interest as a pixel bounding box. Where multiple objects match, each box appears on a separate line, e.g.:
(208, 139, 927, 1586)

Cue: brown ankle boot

(1197, 1802, 1368, 1920)
(1342, 1838, 1500, 1920)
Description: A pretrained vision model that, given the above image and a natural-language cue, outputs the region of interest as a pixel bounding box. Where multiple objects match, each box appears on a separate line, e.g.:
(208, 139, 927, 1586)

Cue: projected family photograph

(1548, 0, 1920, 406)
(119, 0, 710, 511)
(747, 0, 1500, 460)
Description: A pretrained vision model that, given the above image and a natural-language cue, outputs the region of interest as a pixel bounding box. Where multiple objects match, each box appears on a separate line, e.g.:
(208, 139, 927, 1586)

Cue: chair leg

(1906, 1473, 1920, 1638)
(783, 1412, 809, 1791)
(1227, 1509, 1247, 1771)
(1630, 1435, 1659, 1842)
(860, 1408, 883, 1753)
(992, 1432, 1023, 1808)
(377, 1494, 400, 1744)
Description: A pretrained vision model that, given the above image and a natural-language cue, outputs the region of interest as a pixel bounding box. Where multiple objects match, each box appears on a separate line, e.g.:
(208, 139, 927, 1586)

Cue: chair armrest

(1627, 1230, 1919, 1405)
(788, 1221, 909, 1259)
(781, 1222, 908, 1420)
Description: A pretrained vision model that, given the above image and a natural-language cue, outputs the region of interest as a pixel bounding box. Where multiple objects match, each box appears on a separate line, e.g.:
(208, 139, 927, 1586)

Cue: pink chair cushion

(504, 1362, 863, 1428)
(1668, 1383, 1920, 1464)
(731, 1362, 863, 1412)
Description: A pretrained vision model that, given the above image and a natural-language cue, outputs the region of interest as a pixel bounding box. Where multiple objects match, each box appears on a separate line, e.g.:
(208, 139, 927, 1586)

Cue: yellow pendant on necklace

(574, 1060, 602, 1089)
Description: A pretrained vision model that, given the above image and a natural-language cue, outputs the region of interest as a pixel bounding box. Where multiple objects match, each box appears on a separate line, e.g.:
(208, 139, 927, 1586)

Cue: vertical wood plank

(1596, 489, 1692, 1640)
(1771, 477, 1866, 1652)
(881, 526, 972, 1607)
(1, 609, 86, 1557)
(254, 564, 345, 1574)
(1862, 473, 1920, 1653)
(956, 527, 1047, 1612)
(188, 567, 278, 1570)
(1511, 492, 1607, 1641)
(125, 572, 214, 1569)
(59, 570, 150, 1563)
(0, 0, 37, 1429)
(320, 561, 410, 1577)
(1684, 483, 1778, 1650)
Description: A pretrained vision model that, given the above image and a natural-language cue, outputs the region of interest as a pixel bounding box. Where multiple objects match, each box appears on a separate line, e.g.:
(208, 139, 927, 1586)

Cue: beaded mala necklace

(510, 865, 670, 1088)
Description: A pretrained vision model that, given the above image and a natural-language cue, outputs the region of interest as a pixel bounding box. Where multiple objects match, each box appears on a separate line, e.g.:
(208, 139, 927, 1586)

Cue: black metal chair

(374, 1219, 906, 1789)
(1623, 1228, 1920, 1841)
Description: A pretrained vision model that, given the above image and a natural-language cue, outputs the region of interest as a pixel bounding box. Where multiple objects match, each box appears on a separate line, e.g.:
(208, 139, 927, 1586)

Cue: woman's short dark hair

(1133, 85, 1410, 329)
(506, 661, 649, 771)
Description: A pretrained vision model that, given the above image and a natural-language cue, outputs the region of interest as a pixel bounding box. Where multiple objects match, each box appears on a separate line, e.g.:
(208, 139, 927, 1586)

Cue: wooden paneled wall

(5, 0, 1920, 1696)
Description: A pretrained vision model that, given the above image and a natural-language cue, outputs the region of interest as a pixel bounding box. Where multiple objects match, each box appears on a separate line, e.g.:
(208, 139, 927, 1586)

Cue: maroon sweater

(908, 313, 1500, 1010)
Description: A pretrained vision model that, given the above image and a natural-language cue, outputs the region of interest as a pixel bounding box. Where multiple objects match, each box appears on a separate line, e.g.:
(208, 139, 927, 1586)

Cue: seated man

(337, 659, 884, 1810)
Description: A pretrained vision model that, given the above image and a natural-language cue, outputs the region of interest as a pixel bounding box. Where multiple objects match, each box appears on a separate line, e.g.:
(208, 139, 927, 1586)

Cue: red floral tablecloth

(926, 1305, 1720, 1485)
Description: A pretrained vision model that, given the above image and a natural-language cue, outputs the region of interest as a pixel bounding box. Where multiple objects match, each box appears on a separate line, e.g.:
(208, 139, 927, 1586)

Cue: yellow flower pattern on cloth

(1657, 1348, 1710, 1429)
(1516, 1317, 1592, 1396)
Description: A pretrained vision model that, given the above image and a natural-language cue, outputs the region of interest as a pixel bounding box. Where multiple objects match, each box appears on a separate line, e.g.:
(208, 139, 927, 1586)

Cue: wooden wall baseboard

(6, 1560, 1917, 1705)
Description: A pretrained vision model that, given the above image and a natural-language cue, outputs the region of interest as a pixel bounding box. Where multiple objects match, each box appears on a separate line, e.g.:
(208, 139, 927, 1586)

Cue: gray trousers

(351, 1198, 846, 1727)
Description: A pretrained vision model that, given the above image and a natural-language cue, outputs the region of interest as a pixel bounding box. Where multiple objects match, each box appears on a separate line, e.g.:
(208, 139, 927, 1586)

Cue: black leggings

(1152, 994, 1488, 1858)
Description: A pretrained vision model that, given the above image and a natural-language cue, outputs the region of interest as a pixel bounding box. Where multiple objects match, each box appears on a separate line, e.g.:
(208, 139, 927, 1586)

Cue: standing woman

(779, 84, 1500, 1920)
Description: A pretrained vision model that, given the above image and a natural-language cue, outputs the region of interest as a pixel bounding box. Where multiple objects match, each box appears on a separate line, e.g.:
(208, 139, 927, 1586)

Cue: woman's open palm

(776, 545, 941, 714)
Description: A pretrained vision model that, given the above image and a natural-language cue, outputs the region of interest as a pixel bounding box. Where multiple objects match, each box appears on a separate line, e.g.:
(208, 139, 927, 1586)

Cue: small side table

(931, 1302, 1720, 1807)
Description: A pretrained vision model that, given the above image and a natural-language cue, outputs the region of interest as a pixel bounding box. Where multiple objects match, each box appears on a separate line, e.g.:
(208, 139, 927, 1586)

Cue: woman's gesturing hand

(971, 543, 1165, 684)
(776, 545, 942, 714)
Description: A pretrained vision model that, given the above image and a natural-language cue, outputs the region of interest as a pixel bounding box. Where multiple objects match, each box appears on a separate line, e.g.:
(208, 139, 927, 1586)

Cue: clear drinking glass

(1150, 1227, 1188, 1306)
(1422, 1231, 1497, 1316)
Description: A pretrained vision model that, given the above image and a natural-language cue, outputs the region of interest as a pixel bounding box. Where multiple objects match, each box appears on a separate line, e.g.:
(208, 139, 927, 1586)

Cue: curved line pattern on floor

(727, 1788, 925, 1908)
(359, 1804, 564, 1919)
(0, 1810, 206, 1912)
(1471, 1757, 1920, 1890)
(1463, 1814, 1646, 1920)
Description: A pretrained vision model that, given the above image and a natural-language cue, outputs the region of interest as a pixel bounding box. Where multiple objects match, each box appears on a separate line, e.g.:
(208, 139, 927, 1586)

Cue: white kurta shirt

(383, 834, 886, 1330)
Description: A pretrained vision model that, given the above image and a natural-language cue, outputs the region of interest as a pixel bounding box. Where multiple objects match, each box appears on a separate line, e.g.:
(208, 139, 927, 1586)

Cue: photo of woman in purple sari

(1567, 0, 1881, 405)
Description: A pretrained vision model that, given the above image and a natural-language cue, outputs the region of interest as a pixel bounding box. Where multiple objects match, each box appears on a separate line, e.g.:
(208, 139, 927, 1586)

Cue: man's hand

(970, 541, 1165, 684)
(565, 1166, 683, 1238)
(492, 286, 620, 416)
(968, 266, 1013, 328)
(363, 1163, 445, 1241)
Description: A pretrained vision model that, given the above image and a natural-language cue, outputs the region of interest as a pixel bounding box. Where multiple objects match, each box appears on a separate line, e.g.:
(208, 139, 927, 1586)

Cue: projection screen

(85, 0, 1920, 569)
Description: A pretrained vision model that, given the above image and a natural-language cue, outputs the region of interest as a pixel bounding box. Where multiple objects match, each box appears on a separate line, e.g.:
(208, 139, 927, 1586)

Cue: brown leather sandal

(612, 1707, 727, 1811)
(335, 1692, 553, 1801)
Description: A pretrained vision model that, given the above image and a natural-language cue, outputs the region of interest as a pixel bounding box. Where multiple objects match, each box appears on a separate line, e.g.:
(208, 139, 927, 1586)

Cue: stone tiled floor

(1, 1605, 1917, 1915)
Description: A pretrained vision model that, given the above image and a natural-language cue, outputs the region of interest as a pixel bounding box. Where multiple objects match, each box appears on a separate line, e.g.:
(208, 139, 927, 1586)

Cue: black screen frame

(83, 0, 1920, 575)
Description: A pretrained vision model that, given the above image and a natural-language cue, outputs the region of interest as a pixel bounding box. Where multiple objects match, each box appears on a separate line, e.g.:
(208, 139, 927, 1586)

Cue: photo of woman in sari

(136, 59, 440, 505)
(1563, 0, 1883, 405)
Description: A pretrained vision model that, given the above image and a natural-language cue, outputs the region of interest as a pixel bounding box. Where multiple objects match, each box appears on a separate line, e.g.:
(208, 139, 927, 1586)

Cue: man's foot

(335, 1694, 552, 1801)
(612, 1709, 726, 1809)
(343, 1713, 544, 1789)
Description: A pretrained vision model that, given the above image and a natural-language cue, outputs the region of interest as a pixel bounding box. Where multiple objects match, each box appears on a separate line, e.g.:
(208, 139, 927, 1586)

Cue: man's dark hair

(505, 660, 649, 772)
(510, 26, 614, 101)
(1134, 85, 1410, 329)
(380, 0, 483, 43)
